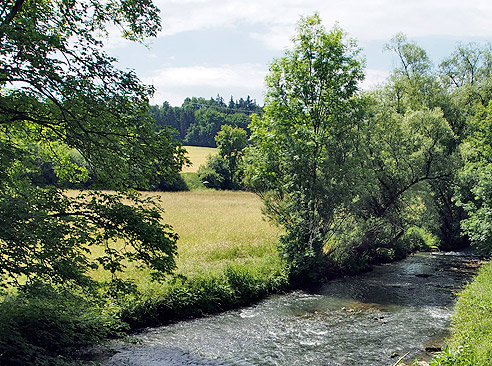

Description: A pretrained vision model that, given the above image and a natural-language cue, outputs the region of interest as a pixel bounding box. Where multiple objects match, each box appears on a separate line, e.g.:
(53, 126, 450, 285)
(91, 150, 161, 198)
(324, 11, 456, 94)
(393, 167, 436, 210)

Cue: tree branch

(0, 0, 25, 36)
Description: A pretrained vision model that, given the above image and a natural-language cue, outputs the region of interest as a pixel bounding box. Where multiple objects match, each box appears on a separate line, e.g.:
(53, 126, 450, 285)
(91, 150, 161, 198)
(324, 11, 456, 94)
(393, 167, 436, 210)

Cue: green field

(158, 190, 281, 276)
(115, 189, 285, 327)
(181, 146, 218, 173)
(89, 189, 283, 293)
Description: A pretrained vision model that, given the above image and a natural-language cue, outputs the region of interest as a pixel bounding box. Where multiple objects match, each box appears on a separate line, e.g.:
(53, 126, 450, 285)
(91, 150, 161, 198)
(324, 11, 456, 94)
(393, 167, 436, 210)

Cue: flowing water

(102, 252, 480, 366)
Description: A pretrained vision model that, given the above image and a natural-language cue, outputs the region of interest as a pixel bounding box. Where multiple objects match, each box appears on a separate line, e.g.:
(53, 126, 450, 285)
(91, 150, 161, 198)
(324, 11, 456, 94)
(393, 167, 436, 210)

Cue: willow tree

(245, 14, 364, 284)
(0, 0, 188, 292)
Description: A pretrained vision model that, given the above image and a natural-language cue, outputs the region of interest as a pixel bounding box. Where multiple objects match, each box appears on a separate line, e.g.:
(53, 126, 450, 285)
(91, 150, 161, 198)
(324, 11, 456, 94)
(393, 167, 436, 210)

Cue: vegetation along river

(102, 252, 480, 366)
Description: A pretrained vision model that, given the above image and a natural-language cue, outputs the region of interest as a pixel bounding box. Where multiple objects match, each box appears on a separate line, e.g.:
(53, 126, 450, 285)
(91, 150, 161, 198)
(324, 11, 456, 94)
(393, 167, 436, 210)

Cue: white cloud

(105, 0, 492, 106)
(154, 0, 492, 50)
(361, 69, 390, 90)
(143, 63, 267, 106)
(144, 62, 391, 106)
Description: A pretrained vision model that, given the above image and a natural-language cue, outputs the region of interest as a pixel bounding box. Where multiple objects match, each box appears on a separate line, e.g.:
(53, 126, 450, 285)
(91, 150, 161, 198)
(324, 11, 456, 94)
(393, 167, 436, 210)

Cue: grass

(157, 190, 282, 279)
(0, 188, 285, 364)
(88, 189, 283, 294)
(181, 172, 206, 190)
(111, 189, 287, 328)
(181, 145, 218, 173)
(430, 260, 492, 365)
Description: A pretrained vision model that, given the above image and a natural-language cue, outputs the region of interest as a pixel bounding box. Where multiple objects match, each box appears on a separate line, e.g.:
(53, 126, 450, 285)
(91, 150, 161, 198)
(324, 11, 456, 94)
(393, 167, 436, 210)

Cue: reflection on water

(103, 252, 479, 366)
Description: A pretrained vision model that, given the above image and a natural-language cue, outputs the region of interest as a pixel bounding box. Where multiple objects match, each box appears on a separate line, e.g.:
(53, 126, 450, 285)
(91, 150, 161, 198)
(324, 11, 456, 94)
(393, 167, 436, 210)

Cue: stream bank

(100, 252, 480, 366)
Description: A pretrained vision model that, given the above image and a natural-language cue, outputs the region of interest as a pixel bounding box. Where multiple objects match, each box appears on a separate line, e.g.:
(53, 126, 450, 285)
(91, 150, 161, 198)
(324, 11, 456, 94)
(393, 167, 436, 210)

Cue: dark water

(103, 252, 480, 366)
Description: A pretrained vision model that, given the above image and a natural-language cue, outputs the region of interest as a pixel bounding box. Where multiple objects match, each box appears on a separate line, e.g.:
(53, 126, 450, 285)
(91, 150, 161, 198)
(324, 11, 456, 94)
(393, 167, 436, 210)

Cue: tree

(438, 42, 492, 255)
(381, 34, 468, 251)
(215, 124, 248, 185)
(440, 42, 492, 108)
(456, 103, 492, 255)
(199, 125, 248, 189)
(0, 0, 187, 291)
(244, 14, 364, 284)
(185, 108, 226, 146)
(344, 100, 457, 265)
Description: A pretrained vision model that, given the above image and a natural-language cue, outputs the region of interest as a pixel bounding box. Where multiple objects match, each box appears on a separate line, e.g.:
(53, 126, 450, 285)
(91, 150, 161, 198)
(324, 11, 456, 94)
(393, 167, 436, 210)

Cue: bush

(121, 266, 289, 329)
(0, 284, 124, 366)
(400, 226, 440, 252)
(197, 155, 228, 189)
(154, 172, 189, 191)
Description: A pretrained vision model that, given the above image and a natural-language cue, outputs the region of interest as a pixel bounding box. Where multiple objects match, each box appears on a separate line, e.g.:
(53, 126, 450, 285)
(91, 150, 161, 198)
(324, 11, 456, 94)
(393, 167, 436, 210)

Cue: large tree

(245, 14, 364, 284)
(0, 0, 187, 291)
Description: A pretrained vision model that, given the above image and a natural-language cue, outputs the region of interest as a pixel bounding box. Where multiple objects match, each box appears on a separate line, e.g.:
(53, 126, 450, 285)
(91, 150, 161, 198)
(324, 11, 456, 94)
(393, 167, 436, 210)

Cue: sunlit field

(181, 146, 218, 173)
(158, 190, 281, 275)
(85, 189, 282, 291)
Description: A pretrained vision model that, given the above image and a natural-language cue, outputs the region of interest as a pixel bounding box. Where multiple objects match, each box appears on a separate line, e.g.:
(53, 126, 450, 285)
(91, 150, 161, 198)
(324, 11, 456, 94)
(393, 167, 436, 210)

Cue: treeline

(200, 17, 492, 290)
(23, 95, 262, 192)
(149, 95, 263, 147)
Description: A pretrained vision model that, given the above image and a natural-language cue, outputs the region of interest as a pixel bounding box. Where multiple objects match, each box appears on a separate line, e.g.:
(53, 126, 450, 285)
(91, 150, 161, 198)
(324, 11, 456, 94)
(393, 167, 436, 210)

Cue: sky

(106, 0, 492, 107)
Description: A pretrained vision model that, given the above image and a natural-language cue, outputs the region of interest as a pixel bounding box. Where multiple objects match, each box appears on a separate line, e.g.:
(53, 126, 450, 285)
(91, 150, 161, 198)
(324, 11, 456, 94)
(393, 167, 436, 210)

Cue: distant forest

(150, 95, 263, 147)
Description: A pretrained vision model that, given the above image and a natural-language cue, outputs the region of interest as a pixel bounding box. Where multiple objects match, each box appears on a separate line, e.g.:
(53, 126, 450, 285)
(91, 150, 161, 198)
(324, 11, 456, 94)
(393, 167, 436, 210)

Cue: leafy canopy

(0, 0, 187, 292)
(245, 14, 365, 283)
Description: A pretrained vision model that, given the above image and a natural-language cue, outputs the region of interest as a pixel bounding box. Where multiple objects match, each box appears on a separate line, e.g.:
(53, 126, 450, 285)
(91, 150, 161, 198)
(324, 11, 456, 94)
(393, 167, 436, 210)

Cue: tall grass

(87, 190, 282, 286)
(430, 260, 492, 365)
(181, 146, 218, 173)
(113, 190, 287, 327)
(160, 190, 282, 276)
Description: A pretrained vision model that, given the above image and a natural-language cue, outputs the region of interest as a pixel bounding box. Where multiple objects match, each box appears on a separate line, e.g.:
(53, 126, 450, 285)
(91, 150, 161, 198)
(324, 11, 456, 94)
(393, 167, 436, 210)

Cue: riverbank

(115, 190, 288, 328)
(101, 252, 479, 366)
(425, 259, 492, 366)
(2, 188, 489, 365)
(0, 190, 286, 365)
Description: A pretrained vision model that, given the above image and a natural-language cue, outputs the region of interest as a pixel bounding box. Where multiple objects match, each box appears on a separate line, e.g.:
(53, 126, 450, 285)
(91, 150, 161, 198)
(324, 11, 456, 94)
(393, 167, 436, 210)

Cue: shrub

(121, 266, 289, 329)
(197, 155, 228, 189)
(0, 284, 124, 366)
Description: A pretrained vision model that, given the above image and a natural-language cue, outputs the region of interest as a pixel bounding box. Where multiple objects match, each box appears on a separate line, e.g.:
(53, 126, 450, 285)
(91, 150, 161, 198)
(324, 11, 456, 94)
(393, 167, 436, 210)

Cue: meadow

(114, 189, 286, 328)
(181, 145, 217, 173)
(89, 144, 283, 293)
(111, 189, 284, 292)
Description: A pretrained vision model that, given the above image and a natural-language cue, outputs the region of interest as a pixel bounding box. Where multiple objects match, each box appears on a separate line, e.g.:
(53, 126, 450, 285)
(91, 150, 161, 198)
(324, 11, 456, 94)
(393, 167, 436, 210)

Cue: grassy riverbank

(0, 188, 287, 365)
(115, 190, 288, 328)
(428, 259, 492, 366)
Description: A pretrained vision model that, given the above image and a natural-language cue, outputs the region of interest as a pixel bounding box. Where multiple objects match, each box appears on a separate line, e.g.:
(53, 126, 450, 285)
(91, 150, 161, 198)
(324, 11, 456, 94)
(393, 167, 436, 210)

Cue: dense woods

(245, 15, 492, 285)
(149, 95, 262, 147)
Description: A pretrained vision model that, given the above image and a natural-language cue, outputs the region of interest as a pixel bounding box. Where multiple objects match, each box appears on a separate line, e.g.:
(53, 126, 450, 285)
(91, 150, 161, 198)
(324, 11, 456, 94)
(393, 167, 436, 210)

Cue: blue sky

(106, 0, 492, 107)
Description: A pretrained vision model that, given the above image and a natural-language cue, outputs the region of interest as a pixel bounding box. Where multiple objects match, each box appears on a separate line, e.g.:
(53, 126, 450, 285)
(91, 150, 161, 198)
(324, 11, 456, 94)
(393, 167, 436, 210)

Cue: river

(102, 252, 479, 366)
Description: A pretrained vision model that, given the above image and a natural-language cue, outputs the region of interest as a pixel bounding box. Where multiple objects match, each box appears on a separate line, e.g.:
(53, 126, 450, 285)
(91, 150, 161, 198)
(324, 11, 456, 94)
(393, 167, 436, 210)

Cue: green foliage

(245, 14, 365, 284)
(456, 101, 492, 255)
(198, 154, 229, 189)
(150, 95, 260, 146)
(180, 172, 206, 190)
(198, 125, 249, 190)
(400, 226, 440, 252)
(380, 34, 468, 251)
(346, 103, 457, 259)
(1, 0, 188, 190)
(0, 0, 186, 292)
(0, 284, 124, 366)
(430, 260, 492, 366)
(439, 43, 492, 108)
(121, 265, 289, 328)
(0, 188, 178, 291)
(185, 109, 227, 147)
